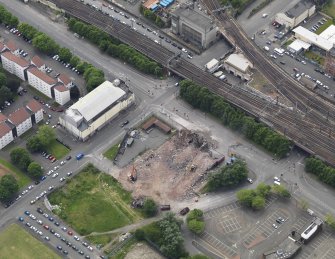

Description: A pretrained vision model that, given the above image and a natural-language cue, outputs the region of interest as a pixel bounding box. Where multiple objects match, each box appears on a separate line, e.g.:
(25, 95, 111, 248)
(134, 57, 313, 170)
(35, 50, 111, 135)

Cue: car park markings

(204, 201, 241, 219)
(198, 231, 238, 258)
(297, 231, 332, 259)
(219, 217, 241, 234)
(243, 209, 288, 248)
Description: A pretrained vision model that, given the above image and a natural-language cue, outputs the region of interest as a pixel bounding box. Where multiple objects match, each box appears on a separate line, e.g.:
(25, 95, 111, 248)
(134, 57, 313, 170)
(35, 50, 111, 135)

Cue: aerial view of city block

(0, 0, 335, 258)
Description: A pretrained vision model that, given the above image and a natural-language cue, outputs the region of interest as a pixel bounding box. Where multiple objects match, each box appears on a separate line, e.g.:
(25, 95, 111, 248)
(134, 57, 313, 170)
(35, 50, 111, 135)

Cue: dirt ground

(125, 242, 164, 259)
(117, 130, 218, 203)
(0, 164, 10, 178)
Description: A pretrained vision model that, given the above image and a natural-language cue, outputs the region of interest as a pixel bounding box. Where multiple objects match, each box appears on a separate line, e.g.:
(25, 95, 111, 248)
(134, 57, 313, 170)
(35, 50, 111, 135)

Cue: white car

(74, 235, 80, 241)
(54, 233, 61, 238)
(181, 48, 187, 53)
(60, 161, 66, 166)
(59, 177, 66, 182)
(29, 214, 36, 220)
(47, 170, 53, 176)
(61, 226, 67, 232)
(48, 186, 54, 191)
(37, 231, 43, 236)
(87, 246, 93, 251)
(28, 185, 34, 190)
(52, 173, 59, 178)
(37, 220, 43, 225)
(30, 200, 36, 205)
(67, 172, 73, 177)
(274, 176, 280, 182)
(43, 213, 49, 218)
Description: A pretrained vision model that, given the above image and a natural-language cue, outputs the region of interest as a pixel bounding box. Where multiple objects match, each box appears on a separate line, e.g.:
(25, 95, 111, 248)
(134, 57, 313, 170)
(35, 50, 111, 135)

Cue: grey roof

(285, 0, 314, 18)
(173, 6, 214, 29)
(69, 81, 126, 122)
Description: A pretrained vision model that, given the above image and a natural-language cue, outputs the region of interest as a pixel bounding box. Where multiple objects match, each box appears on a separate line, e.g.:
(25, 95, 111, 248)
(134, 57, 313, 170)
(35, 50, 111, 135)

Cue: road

(1, 0, 335, 258)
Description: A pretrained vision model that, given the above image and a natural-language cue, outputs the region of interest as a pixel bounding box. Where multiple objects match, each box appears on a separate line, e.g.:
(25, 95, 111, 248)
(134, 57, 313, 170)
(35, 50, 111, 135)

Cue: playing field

(0, 224, 60, 259)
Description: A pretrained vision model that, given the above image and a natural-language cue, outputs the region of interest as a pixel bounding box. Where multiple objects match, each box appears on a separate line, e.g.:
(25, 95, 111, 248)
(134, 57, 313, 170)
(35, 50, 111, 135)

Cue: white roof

(205, 59, 219, 69)
(288, 39, 311, 51)
(319, 24, 335, 44)
(69, 81, 126, 122)
(293, 26, 333, 51)
(225, 53, 251, 72)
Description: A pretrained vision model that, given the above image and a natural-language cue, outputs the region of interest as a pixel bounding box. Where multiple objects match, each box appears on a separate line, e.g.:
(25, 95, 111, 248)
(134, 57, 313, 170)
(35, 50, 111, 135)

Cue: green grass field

(0, 224, 60, 259)
(48, 164, 141, 236)
(323, 0, 335, 19)
(45, 139, 70, 159)
(315, 19, 334, 35)
(0, 158, 31, 188)
(104, 143, 120, 161)
(86, 233, 118, 247)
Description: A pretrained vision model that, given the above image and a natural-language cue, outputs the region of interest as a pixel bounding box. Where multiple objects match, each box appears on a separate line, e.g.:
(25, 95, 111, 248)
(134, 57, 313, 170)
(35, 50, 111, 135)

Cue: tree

(32, 33, 59, 55)
(27, 162, 43, 179)
(183, 255, 209, 259)
(58, 47, 72, 62)
(143, 198, 158, 217)
(6, 78, 20, 93)
(251, 195, 265, 209)
(37, 125, 55, 146)
(237, 189, 255, 207)
(325, 213, 335, 230)
(10, 148, 31, 171)
(256, 182, 271, 197)
(0, 175, 19, 202)
(272, 184, 291, 198)
(26, 135, 45, 153)
(86, 76, 105, 92)
(69, 56, 80, 67)
(187, 209, 203, 222)
(187, 219, 205, 234)
(0, 72, 7, 86)
(0, 86, 13, 105)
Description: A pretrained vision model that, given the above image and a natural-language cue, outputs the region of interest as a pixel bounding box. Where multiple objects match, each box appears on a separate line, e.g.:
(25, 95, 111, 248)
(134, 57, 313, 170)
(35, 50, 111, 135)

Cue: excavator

(128, 165, 137, 182)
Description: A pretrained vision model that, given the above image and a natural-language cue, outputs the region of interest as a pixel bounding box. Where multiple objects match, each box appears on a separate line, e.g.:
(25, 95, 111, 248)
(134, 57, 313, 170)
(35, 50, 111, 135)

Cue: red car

(48, 156, 55, 161)
(43, 225, 49, 230)
(67, 231, 73, 236)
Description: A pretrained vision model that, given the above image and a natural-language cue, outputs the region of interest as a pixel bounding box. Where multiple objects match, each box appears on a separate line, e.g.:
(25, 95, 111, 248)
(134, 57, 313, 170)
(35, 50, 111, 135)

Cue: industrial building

(287, 39, 311, 54)
(275, 0, 315, 29)
(171, 5, 218, 49)
(292, 26, 334, 53)
(59, 81, 135, 141)
(224, 53, 253, 81)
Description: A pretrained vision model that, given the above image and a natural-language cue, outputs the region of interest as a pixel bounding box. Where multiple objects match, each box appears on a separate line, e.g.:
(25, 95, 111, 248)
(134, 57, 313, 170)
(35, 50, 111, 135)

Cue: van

(264, 46, 270, 51)
(160, 205, 171, 211)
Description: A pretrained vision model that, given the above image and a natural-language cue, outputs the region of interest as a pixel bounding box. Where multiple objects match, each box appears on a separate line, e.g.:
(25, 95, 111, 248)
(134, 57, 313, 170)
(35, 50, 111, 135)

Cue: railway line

(49, 0, 335, 165)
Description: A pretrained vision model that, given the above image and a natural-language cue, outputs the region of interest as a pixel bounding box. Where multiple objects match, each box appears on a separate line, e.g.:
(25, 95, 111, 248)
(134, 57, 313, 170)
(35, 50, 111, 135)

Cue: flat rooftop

(173, 6, 214, 30)
(285, 0, 314, 18)
(264, 236, 302, 259)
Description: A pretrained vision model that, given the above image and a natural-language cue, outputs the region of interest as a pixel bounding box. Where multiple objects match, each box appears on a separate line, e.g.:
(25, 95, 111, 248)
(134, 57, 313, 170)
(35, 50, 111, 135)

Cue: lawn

(86, 233, 118, 247)
(45, 139, 70, 159)
(0, 158, 31, 188)
(0, 224, 60, 259)
(315, 19, 334, 35)
(48, 164, 141, 235)
(104, 143, 120, 161)
(322, 0, 335, 19)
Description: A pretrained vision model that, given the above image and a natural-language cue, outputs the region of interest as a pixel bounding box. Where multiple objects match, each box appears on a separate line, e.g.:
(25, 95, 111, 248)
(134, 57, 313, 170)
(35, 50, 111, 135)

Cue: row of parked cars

(310, 17, 328, 32)
(22, 208, 93, 258)
(52, 55, 81, 75)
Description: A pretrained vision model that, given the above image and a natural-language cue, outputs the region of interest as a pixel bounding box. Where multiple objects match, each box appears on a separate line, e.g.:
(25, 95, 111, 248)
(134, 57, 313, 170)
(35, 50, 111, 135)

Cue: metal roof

(69, 81, 126, 122)
(319, 25, 335, 44)
(225, 53, 251, 72)
(288, 39, 311, 51)
(293, 26, 334, 51)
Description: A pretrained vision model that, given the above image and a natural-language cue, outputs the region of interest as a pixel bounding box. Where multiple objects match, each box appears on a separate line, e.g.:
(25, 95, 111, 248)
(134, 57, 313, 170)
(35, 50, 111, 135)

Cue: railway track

(49, 0, 335, 165)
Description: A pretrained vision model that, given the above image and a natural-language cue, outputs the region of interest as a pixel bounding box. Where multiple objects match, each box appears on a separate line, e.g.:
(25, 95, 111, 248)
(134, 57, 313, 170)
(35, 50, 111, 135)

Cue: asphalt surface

(1, 0, 335, 258)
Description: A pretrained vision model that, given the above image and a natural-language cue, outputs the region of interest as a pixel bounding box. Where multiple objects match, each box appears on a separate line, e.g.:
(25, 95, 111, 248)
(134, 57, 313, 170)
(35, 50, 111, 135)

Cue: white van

(264, 46, 270, 51)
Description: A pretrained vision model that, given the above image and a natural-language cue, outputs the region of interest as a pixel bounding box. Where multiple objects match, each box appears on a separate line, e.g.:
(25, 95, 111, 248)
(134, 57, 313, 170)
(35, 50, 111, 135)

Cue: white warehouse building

(59, 81, 135, 141)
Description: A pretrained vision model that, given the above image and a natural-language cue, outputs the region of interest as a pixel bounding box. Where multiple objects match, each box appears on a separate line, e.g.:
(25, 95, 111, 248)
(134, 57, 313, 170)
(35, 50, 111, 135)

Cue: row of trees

(205, 159, 248, 192)
(0, 5, 19, 27)
(67, 18, 163, 77)
(237, 182, 290, 210)
(139, 5, 166, 28)
(186, 209, 205, 234)
(305, 157, 335, 187)
(10, 148, 43, 179)
(0, 69, 21, 107)
(179, 80, 292, 158)
(26, 125, 56, 153)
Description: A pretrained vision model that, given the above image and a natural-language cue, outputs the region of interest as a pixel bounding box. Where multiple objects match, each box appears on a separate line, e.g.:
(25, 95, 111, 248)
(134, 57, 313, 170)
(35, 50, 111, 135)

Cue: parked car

(180, 207, 190, 215)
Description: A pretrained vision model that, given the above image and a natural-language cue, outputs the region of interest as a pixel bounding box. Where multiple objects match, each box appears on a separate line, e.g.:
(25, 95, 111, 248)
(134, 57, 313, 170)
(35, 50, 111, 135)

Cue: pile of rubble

(118, 130, 217, 203)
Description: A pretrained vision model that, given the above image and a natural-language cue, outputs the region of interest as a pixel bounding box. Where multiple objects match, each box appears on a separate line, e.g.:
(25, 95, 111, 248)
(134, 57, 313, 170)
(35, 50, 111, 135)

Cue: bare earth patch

(118, 130, 216, 203)
(125, 242, 164, 259)
(0, 164, 11, 177)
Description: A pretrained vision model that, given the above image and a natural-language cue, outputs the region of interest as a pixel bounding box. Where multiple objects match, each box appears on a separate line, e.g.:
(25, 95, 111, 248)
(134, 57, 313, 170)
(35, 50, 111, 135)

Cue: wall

(0, 131, 14, 150)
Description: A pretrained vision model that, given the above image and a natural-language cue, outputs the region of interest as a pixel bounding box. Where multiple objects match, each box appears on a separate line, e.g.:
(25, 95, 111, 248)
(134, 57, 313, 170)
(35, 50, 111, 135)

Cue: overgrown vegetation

(248, 0, 273, 18)
(304, 50, 325, 65)
(138, 213, 188, 259)
(186, 209, 205, 234)
(305, 157, 335, 187)
(67, 18, 163, 77)
(220, 0, 256, 15)
(180, 80, 292, 158)
(139, 5, 166, 28)
(204, 159, 248, 192)
(48, 164, 141, 235)
(236, 182, 271, 209)
(0, 175, 19, 202)
(142, 198, 158, 218)
(0, 68, 20, 107)
(0, 159, 31, 188)
(322, 0, 335, 19)
(103, 143, 120, 161)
